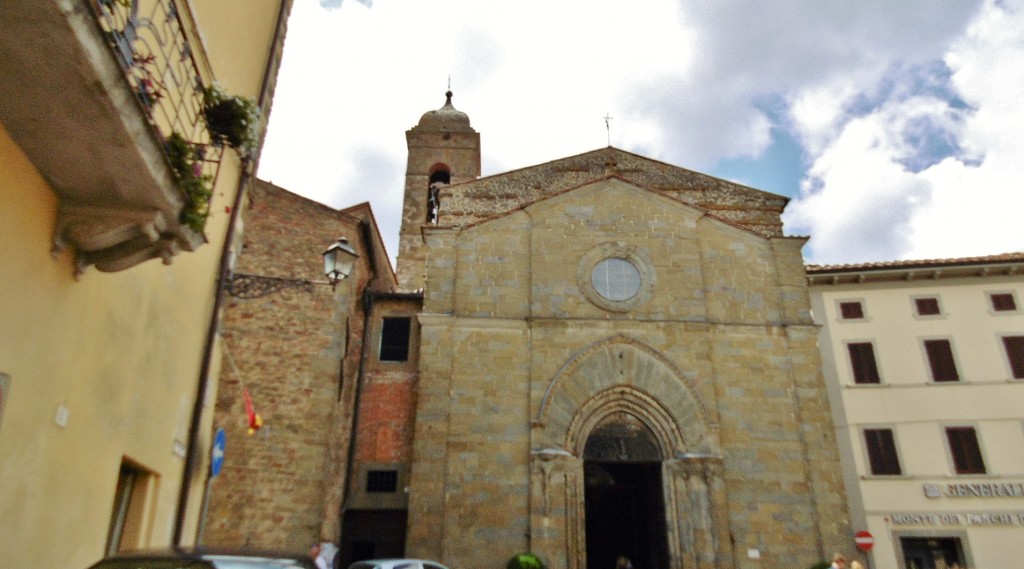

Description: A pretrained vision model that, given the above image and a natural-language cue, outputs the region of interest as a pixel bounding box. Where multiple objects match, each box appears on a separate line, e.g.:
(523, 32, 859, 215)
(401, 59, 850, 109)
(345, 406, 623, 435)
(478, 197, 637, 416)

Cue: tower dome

(416, 90, 473, 132)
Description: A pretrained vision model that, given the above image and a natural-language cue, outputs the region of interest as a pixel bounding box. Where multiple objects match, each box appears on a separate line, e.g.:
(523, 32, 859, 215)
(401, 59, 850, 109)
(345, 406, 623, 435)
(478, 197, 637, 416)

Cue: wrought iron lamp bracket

(227, 273, 330, 299)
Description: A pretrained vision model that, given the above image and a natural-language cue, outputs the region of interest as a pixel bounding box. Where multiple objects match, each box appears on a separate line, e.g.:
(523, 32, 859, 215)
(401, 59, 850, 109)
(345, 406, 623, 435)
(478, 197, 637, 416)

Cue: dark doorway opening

(900, 537, 965, 569)
(584, 461, 668, 569)
(339, 510, 407, 569)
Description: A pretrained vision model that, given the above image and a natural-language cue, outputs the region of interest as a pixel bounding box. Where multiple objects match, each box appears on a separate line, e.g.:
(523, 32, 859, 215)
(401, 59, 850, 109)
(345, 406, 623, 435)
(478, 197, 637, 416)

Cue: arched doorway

(531, 337, 730, 569)
(583, 412, 669, 569)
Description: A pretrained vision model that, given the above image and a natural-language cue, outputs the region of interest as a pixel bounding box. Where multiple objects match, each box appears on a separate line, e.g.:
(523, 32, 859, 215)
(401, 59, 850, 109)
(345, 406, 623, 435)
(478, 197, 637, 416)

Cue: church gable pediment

(455, 176, 714, 237)
(433, 174, 782, 321)
(439, 147, 787, 238)
(524, 177, 704, 227)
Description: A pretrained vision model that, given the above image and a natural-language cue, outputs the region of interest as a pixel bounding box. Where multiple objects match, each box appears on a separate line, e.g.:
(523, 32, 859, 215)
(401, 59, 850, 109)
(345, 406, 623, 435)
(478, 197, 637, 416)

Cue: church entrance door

(584, 461, 668, 569)
(582, 412, 669, 569)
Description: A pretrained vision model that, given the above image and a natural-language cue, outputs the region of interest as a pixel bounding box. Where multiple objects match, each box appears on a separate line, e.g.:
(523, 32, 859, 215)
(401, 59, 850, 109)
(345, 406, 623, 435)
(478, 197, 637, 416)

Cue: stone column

(530, 450, 583, 569)
(668, 456, 731, 569)
(704, 460, 734, 569)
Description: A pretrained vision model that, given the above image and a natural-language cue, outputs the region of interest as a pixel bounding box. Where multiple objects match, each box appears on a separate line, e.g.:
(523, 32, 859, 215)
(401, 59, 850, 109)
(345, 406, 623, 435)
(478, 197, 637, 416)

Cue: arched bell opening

(583, 412, 670, 569)
(426, 166, 450, 224)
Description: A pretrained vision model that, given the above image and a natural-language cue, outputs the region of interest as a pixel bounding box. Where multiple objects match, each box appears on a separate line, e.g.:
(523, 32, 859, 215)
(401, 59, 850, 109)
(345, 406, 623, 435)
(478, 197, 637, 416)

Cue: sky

(257, 0, 1024, 266)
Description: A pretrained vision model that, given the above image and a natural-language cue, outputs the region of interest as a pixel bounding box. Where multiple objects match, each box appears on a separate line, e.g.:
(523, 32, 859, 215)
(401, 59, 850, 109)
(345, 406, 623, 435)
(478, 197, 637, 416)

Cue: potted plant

(165, 132, 213, 233)
(202, 83, 260, 157)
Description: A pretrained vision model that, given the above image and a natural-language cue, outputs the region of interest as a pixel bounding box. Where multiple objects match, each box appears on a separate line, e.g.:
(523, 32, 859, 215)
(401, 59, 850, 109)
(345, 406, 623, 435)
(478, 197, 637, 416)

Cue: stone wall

(408, 177, 848, 569)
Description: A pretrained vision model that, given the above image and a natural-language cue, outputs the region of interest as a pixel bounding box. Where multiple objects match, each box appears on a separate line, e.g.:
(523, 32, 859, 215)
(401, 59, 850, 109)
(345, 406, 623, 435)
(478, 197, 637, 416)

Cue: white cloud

(784, 0, 1024, 263)
(259, 0, 1020, 267)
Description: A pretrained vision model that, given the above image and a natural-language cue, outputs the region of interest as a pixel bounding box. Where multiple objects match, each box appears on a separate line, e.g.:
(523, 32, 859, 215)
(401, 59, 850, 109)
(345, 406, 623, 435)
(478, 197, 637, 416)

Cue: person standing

(830, 553, 848, 569)
(310, 543, 326, 569)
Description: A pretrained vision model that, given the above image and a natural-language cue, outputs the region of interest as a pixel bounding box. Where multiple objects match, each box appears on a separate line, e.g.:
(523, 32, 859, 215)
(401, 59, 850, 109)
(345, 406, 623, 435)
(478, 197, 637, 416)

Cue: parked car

(348, 560, 450, 569)
(86, 548, 317, 569)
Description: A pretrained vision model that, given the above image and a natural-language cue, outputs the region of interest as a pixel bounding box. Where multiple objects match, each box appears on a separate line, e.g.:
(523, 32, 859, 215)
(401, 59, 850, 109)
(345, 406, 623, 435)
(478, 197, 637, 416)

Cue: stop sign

(854, 530, 874, 552)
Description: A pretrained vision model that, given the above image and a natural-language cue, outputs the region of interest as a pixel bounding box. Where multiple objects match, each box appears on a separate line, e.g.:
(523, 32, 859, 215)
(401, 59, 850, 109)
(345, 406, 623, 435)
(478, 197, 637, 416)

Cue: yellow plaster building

(0, 2, 292, 567)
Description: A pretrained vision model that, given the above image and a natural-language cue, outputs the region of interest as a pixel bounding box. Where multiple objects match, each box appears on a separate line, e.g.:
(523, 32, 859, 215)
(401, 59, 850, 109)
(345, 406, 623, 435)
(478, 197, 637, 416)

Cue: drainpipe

(172, 158, 250, 547)
(172, 0, 292, 545)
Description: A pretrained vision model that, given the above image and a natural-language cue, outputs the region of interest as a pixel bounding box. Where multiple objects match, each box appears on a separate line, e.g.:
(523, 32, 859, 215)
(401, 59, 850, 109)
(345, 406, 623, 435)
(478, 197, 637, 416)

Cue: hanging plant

(165, 132, 213, 233)
(202, 83, 260, 157)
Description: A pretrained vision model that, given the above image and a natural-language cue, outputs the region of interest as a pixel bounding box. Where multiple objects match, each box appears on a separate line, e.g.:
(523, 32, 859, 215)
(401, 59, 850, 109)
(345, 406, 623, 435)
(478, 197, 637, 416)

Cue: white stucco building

(809, 253, 1024, 569)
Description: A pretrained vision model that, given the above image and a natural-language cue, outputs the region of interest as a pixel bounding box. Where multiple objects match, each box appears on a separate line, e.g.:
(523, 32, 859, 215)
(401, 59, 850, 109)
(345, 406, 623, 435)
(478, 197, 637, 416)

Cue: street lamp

(227, 237, 359, 298)
(322, 237, 359, 286)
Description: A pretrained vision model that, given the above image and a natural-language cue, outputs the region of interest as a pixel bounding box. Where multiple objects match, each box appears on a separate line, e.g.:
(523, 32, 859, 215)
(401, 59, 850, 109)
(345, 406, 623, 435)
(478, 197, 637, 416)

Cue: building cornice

(806, 252, 1024, 286)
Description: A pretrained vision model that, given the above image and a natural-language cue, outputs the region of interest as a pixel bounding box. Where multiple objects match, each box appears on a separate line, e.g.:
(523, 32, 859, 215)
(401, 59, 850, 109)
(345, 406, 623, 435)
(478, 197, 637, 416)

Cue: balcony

(0, 0, 227, 274)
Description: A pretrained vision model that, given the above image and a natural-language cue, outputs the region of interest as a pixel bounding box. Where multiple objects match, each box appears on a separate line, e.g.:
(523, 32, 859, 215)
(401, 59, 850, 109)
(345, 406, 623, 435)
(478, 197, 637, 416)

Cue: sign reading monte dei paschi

(207, 93, 851, 569)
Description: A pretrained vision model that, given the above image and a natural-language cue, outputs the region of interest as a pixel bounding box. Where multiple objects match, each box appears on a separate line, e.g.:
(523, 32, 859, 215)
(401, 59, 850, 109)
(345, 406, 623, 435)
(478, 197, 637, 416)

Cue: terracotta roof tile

(806, 252, 1024, 273)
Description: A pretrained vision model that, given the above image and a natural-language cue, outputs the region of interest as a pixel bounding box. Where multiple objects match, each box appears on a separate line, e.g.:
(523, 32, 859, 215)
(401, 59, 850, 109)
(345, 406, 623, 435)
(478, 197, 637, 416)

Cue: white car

(348, 559, 450, 569)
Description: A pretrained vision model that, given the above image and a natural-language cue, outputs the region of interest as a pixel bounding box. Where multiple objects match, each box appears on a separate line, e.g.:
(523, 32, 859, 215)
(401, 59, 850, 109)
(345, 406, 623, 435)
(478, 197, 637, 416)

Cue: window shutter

(924, 340, 959, 382)
(848, 343, 881, 384)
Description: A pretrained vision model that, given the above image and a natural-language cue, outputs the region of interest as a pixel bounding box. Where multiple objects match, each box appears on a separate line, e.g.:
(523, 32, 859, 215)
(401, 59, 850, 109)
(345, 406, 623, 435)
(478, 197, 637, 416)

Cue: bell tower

(396, 91, 480, 290)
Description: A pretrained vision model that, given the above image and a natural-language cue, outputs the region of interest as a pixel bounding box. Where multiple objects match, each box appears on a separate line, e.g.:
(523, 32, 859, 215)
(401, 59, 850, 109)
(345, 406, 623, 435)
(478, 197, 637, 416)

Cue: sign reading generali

(923, 482, 1024, 498)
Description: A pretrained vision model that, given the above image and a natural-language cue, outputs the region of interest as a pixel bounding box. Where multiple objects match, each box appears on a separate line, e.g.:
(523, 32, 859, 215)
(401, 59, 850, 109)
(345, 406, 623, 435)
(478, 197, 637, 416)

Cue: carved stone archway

(530, 336, 733, 569)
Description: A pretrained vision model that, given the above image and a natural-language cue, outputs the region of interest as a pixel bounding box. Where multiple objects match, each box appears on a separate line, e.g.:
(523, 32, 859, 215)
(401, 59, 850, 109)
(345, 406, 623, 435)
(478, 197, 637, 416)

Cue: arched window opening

(427, 169, 450, 224)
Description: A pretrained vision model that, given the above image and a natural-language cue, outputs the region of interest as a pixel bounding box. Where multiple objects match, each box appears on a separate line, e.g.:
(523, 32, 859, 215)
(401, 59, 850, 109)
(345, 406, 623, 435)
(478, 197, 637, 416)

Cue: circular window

(577, 242, 656, 313)
(591, 258, 641, 301)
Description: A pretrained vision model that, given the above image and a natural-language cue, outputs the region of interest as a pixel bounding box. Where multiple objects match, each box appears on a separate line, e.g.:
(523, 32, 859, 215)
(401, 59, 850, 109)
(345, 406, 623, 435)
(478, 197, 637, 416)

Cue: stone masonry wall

(205, 181, 383, 550)
(409, 177, 849, 569)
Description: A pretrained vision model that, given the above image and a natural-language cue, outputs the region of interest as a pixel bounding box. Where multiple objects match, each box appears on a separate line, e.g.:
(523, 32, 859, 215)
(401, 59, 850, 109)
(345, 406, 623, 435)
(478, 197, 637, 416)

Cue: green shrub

(807, 562, 831, 569)
(507, 552, 545, 569)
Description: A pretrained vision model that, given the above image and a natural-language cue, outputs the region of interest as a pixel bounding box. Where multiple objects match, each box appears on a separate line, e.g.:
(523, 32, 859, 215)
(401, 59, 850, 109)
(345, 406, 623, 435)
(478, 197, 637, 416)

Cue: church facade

(209, 93, 852, 569)
(398, 94, 850, 569)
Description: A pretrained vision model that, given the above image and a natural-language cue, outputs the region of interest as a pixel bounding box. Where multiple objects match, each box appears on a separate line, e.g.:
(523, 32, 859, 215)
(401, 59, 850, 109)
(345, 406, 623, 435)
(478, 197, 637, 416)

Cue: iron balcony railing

(91, 0, 224, 223)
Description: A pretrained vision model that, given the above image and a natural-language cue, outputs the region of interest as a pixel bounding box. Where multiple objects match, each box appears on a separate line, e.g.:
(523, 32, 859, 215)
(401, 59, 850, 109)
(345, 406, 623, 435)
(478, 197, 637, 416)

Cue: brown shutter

(924, 340, 959, 382)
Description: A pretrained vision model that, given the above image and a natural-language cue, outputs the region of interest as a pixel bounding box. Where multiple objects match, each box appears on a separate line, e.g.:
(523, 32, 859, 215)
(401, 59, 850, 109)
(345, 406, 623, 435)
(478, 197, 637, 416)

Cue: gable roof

(438, 147, 789, 238)
(252, 179, 397, 288)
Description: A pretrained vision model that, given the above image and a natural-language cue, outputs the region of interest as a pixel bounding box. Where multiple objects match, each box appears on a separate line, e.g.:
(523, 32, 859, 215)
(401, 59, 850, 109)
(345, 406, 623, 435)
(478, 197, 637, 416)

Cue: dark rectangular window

(366, 469, 398, 493)
(848, 342, 881, 384)
(864, 428, 902, 475)
(379, 317, 411, 362)
(925, 340, 959, 382)
(106, 461, 150, 555)
(946, 427, 986, 474)
(915, 297, 941, 316)
(840, 301, 864, 320)
(991, 293, 1018, 312)
(1003, 336, 1024, 379)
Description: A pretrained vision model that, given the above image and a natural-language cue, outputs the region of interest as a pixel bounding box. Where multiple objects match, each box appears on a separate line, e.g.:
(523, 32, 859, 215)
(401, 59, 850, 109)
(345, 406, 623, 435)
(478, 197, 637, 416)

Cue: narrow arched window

(427, 169, 450, 224)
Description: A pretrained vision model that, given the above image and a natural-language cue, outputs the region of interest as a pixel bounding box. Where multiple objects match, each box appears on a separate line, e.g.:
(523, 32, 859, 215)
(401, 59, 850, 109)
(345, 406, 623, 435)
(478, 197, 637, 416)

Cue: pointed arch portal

(530, 336, 733, 569)
(583, 413, 669, 569)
